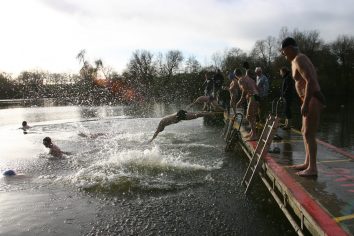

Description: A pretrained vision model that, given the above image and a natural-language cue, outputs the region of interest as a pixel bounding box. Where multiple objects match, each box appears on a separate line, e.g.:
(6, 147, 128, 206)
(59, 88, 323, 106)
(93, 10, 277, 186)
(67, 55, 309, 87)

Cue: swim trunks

(176, 110, 187, 120)
(300, 91, 326, 105)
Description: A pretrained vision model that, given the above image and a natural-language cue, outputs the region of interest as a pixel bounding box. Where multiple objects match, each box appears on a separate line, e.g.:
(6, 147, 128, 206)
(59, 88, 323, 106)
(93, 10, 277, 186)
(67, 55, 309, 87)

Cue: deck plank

(226, 113, 353, 235)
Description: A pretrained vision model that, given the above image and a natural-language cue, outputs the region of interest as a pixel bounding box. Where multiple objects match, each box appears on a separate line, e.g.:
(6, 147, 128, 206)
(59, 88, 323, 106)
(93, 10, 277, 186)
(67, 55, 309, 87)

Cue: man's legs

(210, 100, 225, 112)
(290, 119, 310, 170)
(297, 98, 322, 176)
(186, 96, 209, 110)
(230, 96, 237, 115)
(184, 111, 218, 120)
(245, 99, 258, 140)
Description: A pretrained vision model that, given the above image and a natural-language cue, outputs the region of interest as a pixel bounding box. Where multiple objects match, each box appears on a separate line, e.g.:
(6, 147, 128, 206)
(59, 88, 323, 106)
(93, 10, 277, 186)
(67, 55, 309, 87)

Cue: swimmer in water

(148, 110, 218, 143)
(3, 169, 16, 176)
(21, 121, 31, 130)
(19, 121, 32, 134)
(43, 137, 69, 158)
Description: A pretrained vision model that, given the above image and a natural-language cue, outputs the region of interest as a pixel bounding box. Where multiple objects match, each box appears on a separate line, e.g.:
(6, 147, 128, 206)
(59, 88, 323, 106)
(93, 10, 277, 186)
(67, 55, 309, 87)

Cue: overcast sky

(1, 0, 353, 75)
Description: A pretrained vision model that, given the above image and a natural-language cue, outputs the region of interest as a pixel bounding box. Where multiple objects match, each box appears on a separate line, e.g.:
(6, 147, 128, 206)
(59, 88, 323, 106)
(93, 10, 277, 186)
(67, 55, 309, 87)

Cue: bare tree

(330, 35, 354, 68)
(157, 50, 184, 77)
(164, 50, 184, 77)
(76, 49, 86, 65)
(291, 29, 323, 58)
(126, 50, 157, 94)
(211, 51, 224, 69)
(250, 36, 277, 73)
(185, 56, 201, 73)
(330, 35, 354, 99)
(221, 47, 247, 72)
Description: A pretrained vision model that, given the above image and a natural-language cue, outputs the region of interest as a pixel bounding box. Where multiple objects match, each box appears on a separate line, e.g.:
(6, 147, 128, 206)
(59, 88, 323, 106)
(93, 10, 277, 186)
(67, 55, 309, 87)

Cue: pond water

(3, 98, 351, 235)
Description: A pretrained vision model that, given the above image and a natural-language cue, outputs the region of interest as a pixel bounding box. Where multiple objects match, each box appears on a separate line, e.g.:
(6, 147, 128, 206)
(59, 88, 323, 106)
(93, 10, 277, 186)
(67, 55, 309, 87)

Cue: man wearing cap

(281, 37, 326, 177)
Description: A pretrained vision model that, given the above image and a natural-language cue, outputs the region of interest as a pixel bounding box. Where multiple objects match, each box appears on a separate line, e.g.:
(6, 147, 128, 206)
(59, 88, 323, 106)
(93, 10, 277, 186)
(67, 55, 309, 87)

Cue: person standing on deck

(281, 37, 326, 177)
(202, 73, 214, 110)
(235, 68, 260, 141)
(279, 66, 295, 130)
(212, 69, 224, 97)
(224, 70, 241, 115)
(203, 73, 213, 97)
(255, 67, 269, 122)
(243, 61, 256, 81)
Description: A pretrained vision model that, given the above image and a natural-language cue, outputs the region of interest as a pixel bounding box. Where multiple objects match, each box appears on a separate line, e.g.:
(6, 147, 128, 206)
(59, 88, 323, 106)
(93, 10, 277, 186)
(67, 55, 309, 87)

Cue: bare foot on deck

(288, 164, 308, 170)
(296, 169, 318, 177)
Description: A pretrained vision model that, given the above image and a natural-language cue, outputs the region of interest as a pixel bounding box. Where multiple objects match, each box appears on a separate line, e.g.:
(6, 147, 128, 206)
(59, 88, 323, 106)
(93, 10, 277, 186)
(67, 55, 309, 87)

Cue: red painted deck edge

(316, 139, 354, 159)
(248, 140, 349, 236)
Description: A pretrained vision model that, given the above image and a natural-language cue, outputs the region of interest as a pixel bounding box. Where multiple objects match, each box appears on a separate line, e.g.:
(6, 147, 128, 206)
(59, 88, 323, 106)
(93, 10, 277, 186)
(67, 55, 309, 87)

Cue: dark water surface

(1, 99, 351, 235)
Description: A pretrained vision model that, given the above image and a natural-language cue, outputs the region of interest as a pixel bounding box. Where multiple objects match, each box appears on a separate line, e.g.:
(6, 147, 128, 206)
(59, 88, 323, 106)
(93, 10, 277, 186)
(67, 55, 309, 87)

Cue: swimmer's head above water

(3, 169, 16, 176)
(43, 137, 52, 148)
(22, 121, 27, 127)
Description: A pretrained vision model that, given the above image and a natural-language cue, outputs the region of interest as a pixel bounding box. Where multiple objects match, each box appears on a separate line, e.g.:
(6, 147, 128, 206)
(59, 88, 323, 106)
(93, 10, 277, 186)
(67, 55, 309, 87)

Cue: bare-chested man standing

(235, 68, 260, 141)
(225, 71, 241, 115)
(281, 37, 326, 177)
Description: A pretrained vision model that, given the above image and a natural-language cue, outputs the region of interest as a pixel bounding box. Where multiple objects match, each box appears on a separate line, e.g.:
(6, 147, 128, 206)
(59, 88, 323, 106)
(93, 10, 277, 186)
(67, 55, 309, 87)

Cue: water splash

(66, 146, 217, 193)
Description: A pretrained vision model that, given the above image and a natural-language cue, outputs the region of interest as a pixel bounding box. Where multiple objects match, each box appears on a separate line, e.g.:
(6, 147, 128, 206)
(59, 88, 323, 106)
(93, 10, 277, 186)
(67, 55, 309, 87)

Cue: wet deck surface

(228, 114, 354, 235)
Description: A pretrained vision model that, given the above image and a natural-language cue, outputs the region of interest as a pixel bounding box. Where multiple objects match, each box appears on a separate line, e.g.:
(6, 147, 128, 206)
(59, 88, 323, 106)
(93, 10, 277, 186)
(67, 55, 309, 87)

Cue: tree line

(1, 27, 353, 105)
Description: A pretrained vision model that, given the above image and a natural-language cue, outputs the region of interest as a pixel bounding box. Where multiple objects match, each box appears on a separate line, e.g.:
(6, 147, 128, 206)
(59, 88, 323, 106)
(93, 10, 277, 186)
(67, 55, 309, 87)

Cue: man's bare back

(238, 75, 258, 98)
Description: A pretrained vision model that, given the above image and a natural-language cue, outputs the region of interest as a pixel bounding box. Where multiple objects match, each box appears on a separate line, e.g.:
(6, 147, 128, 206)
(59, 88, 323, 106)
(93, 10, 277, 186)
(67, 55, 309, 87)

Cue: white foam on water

(65, 145, 218, 191)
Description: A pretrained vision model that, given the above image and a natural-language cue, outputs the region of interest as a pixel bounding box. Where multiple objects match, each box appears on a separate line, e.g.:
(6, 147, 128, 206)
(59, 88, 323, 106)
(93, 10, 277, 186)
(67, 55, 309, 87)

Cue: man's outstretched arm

(148, 130, 160, 143)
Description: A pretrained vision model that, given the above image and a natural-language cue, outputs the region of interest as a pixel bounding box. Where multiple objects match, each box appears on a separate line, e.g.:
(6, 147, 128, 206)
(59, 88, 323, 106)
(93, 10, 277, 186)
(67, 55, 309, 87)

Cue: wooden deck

(224, 113, 354, 235)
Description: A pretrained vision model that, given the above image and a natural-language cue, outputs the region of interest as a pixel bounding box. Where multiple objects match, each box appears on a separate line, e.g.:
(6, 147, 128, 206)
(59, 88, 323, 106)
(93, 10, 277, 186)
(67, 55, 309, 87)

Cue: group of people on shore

(226, 37, 325, 177)
(150, 37, 325, 177)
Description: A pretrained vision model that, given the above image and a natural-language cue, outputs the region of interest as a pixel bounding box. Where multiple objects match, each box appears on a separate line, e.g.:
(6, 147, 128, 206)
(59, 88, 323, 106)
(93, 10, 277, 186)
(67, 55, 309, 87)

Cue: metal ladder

(224, 113, 243, 152)
(240, 98, 283, 194)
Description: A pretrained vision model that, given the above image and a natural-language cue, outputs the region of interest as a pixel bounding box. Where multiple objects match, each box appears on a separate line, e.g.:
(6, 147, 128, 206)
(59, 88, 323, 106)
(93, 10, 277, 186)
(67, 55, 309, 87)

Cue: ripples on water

(0, 104, 295, 235)
(2, 118, 221, 191)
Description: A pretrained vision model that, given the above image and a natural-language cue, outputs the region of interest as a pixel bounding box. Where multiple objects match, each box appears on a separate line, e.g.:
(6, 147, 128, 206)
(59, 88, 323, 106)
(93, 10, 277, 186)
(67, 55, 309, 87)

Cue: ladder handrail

(234, 112, 243, 131)
(241, 115, 280, 194)
(224, 112, 244, 151)
(271, 97, 286, 117)
(240, 117, 273, 185)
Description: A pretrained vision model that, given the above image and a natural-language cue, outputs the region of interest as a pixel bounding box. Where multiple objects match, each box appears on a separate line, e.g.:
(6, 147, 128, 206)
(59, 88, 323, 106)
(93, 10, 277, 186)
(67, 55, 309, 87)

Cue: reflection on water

(318, 105, 354, 153)
(0, 99, 296, 235)
(4, 98, 353, 235)
(288, 100, 354, 154)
